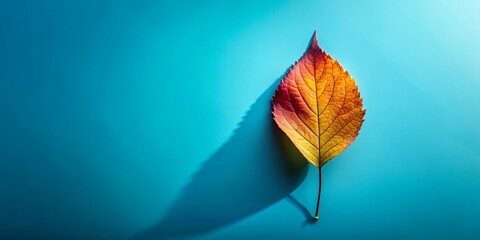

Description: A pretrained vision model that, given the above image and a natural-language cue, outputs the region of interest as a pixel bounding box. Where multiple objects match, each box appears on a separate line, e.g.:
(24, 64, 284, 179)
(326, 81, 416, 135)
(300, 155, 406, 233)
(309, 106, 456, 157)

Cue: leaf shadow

(137, 73, 308, 239)
(286, 195, 317, 228)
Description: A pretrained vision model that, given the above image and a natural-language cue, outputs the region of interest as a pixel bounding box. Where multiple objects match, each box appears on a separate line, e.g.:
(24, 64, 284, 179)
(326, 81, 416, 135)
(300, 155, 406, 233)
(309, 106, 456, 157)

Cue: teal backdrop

(1, 0, 479, 239)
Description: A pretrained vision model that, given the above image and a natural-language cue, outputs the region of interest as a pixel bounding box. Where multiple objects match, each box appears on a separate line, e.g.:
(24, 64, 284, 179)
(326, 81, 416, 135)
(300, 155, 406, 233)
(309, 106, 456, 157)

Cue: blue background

(1, 0, 480, 239)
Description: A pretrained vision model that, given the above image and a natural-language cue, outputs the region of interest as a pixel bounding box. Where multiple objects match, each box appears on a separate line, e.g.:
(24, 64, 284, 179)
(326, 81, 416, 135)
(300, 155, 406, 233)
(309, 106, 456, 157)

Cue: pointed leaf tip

(309, 30, 319, 50)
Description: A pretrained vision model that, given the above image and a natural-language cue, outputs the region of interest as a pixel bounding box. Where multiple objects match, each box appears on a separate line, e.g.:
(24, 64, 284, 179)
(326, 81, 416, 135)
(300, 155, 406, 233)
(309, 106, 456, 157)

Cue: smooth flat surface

(1, 0, 479, 239)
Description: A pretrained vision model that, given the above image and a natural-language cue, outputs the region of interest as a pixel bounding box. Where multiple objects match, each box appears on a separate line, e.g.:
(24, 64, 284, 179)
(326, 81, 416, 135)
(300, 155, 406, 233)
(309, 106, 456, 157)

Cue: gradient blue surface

(1, 0, 480, 239)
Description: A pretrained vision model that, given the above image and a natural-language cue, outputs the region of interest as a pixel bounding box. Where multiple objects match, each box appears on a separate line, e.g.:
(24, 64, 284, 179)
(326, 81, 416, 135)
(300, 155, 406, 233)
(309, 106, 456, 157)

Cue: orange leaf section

(272, 31, 365, 167)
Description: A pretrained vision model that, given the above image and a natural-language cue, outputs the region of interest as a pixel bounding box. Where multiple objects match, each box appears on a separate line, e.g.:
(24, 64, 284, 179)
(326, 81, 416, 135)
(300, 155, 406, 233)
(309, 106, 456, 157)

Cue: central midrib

(313, 51, 322, 166)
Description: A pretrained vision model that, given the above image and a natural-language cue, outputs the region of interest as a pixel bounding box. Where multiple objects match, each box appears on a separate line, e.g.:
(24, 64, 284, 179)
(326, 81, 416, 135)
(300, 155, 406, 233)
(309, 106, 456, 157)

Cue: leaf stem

(314, 167, 322, 220)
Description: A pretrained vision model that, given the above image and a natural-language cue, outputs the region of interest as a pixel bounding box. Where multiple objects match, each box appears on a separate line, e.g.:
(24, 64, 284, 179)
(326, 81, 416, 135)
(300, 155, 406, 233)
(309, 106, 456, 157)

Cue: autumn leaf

(272, 31, 366, 220)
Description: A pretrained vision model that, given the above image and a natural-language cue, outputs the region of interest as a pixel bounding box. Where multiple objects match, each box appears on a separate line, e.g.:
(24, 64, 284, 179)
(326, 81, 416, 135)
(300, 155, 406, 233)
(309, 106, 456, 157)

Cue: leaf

(272, 31, 366, 219)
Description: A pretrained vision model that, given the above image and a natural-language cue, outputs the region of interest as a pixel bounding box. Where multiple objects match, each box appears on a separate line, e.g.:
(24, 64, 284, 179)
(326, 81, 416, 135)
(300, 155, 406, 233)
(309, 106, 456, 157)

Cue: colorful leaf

(272, 31, 366, 219)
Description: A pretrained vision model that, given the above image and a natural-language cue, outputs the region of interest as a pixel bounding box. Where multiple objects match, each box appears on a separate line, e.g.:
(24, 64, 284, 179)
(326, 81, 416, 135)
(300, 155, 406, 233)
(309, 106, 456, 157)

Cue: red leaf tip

(308, 30, 319, 50)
